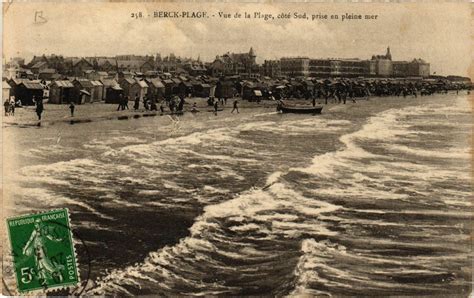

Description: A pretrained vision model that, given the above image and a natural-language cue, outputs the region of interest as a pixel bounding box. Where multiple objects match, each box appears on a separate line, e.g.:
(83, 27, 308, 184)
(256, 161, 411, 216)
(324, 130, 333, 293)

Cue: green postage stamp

(6, 208, 80, 293)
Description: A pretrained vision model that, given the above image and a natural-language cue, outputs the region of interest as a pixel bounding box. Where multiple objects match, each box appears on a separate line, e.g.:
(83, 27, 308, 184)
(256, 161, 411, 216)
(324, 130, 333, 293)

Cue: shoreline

(2, 97, 282, 128)
(1, 92, 451, 128)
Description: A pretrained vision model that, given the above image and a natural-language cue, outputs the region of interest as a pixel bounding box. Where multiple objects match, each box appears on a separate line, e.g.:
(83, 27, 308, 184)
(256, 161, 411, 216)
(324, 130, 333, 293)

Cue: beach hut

(105, 85, 124, 104)
(118, 78, 135, 98)
(49, 80, 74, 104)
(162, 79, 175, 99)
(38, 69, 57, 80)
(7, 78, 28, 98)
(171, 78, 182, 95)
(90, 80, 104, 102)
(242, 82, 264, 101)
(118, 71, 133, 80)
(144, 71, 159, 78)
(2, 81, 11, 102)
(146, 79, 165, 101)
(192, 82, 211, 98)
(100, 79, 120, 100)
(178, 81, 194, 97)
(16, 82, 44, 105)
(72, 79, 94, 104)
(215, 80, 236, 99)
(17, 69, 35, 79)
(129, 80, 148, 101)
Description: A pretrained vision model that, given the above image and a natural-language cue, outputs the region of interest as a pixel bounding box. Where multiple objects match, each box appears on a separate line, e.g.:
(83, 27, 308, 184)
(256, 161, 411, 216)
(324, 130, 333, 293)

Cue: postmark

(6, 208, 80, 294)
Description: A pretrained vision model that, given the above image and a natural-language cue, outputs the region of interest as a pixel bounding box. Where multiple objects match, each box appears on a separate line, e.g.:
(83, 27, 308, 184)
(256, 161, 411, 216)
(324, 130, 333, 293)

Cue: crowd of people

(273, 79, 471, 105)
(3, 78, 471, 122)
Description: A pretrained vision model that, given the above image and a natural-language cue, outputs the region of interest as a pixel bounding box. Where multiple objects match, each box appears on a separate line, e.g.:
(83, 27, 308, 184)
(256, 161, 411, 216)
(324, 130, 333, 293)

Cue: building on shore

(72, 79, 94, 104)
(129, 80, 149, 101)
(370, 47, 393, 77)
(280, 47, 430, 78)
(280, 57, 310, 77)
(262, 60, 281, 78)
(210, 48, 258, 76)
(16, 81, 44, 105)
(49, 80, 74, 104)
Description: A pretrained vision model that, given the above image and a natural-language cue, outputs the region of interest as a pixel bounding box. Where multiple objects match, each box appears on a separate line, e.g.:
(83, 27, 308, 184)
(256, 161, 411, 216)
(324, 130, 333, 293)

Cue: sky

(2, 2, 472, 76)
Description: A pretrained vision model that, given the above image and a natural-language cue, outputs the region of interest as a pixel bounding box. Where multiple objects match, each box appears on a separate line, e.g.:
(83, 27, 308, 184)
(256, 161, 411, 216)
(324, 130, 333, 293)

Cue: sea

(3, 93, 472, 296)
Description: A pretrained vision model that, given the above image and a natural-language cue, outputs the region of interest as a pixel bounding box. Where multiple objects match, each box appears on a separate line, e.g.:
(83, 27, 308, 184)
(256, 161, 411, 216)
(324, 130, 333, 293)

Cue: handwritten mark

(34, 11, 47, 24)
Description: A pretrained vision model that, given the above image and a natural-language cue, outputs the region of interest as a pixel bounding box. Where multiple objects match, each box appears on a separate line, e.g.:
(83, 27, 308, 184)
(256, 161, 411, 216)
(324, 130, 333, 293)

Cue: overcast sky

(3, 2, 471, 76)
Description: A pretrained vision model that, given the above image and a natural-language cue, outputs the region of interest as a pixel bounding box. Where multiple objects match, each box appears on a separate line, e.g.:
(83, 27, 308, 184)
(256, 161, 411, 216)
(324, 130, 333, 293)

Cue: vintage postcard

(1, 1, 472, 296)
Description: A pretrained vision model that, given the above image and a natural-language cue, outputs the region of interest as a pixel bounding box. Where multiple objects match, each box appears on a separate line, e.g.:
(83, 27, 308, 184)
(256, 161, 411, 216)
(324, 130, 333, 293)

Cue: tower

(249, 47, 256, 65)
(386, 46, 392, 60)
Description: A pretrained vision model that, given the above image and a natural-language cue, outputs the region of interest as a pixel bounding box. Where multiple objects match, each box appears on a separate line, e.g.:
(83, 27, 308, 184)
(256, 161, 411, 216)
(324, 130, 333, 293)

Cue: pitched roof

(21, 82, 44, 90)
(110, 85, 123, 90)
(90, 80, 103, 86)
(39, 68, 56, 74)
(97, 58, 117, 66)
(100, 79, 119, 87)
(144, 71, 159, 76)
(31, 61, 47, 68)
(9, 78, 29, 85)
(117, 60, 150, 69)
(52, 80, 74, 88)
(121, 78, 135, 85)
(181, 81, 193, 87)
(72, 58, 92, 67)
(74, 79, 94, 88)
(148, 79, 165, 88)
(134, 80, 148, 88)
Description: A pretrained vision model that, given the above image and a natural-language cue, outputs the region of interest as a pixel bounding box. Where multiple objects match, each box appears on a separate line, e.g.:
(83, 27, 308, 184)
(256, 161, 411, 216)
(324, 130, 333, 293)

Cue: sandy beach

(2, 98, 290, 128)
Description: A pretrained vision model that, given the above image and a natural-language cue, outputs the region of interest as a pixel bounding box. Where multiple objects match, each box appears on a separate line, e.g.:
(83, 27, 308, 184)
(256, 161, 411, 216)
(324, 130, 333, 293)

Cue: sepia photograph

(1, 1, 472, 296)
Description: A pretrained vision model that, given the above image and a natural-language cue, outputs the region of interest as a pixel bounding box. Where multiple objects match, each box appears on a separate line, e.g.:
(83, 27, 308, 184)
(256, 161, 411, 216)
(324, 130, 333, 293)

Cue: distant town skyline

(3, 2, 471, 76)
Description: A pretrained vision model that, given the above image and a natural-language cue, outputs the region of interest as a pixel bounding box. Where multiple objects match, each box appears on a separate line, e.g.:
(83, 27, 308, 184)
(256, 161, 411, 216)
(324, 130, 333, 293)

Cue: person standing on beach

(214, 100, 219, 116)
(143, 96, 148, 110)
(231, 99, 239, 114)
(134, 95, 140, 110)
(9, 99, 15, 116)
(124, 96, 129, 110)
(4, 99, 10, 116)
(35, 99, 44, 120)
(150, 100, 157, 111)
(117, 94, 124, 111)
(69, 102, 75, 117)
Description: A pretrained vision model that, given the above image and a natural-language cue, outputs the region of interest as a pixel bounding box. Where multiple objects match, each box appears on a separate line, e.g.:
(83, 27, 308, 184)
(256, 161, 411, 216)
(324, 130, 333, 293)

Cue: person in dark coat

(134, 95, 140, 110)
(231, 100, 239, 114)
(4, 100, 10, 116)
(117, 94, 123, 111)
(150, 100, 157, 111)
(214, 100, 219, 116)
(36, 100, 44, 120)
(69, 102, 75, 117)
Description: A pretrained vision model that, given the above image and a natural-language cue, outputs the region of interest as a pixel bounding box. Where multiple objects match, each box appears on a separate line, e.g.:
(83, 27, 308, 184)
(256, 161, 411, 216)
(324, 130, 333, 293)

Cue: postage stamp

(6, 208, 80, 293)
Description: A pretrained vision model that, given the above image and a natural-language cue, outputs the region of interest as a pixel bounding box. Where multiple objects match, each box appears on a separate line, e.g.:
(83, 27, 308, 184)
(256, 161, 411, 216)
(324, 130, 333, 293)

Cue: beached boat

(277, 104, 323, 114)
